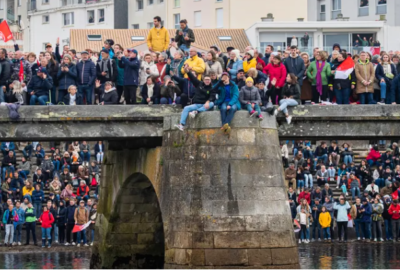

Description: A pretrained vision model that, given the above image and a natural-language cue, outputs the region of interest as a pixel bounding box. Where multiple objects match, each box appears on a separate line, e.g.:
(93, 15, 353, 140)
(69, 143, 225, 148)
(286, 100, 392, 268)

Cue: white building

(27, 0, 114, 53)
(0, 0, 28, 51)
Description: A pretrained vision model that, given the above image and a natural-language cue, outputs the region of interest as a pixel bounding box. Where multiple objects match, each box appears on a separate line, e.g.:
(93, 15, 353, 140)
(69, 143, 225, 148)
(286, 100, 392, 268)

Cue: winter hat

(246, 50, 255, 57)
(258, 79, 266, 85)
(101, 48, 110, 54)
(246, 77, 254, 83)
(231, 49, 240, 59)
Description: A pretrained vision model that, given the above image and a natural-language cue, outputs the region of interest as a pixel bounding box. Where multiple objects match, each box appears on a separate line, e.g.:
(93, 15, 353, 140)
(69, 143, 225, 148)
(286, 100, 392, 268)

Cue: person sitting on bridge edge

(63, 85, 83, 105)
(28, 66, 54, 105)
(239, 77, 263, 121)
(214, 72, 240, 136)
(273, 73, 301, 125)
(96, 80, 118, 105)
(174, 66, 216, 131)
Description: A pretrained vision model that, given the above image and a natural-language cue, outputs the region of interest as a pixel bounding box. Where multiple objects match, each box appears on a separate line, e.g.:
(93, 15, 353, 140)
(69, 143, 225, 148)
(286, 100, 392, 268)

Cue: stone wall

(160, 111, 299, 268)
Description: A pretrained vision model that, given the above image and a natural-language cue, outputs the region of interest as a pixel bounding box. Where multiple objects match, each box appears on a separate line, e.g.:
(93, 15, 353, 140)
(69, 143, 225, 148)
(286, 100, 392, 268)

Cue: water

(0, 243, 399, 269)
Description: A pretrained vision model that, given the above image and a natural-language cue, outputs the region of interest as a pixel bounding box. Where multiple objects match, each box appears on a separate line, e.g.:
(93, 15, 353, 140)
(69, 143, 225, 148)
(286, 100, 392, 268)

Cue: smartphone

(171, 38, 175, 42)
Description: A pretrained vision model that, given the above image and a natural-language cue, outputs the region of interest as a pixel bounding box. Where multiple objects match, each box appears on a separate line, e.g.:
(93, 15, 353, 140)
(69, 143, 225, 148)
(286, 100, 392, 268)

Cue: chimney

(261, 13, 274, 22)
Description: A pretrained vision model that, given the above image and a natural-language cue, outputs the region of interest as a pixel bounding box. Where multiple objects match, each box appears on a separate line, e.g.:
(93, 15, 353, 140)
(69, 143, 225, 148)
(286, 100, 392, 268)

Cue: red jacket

(298, 192, 311, 205)
(388, 204, 400, 220)
(262, 63, 287, 88)
(256, 57, 266, 71)
(366, 149, 381, 162)
(39, 210, 55, 228)
(77, 185, 89, 197)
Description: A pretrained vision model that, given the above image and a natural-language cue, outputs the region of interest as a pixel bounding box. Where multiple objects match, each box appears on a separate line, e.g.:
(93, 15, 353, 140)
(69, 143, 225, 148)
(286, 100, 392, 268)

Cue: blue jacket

(10, 177, 24, 190)
(227, 59, 243, 80)
(31, 190, 44, 203)
(1, 143, 15, 153)
(333, 202, 350, 222)
(76, 59, 96, 86)
(57, 63, 77, 90)
(215, 81, 241, 110)
(118, 56, 140, 86)
(14, 207, 25, 225)
(361, 202, 372, 223)
(2, 209, 18, 225)
(172, 75, 196, 98)
(27, 73, 54, 97)
(35, 148, 45, 158)
(66, 205, 77, 224)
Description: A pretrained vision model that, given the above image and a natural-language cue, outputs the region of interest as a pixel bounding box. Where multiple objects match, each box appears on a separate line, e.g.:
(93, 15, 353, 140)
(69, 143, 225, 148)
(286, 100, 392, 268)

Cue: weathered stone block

(214, 232, 261, 248)
(190, 249, 206, 266)
(172, 232, 193, 248)
(247, 249, 272, 266)
(271, 247, 298, 265)
(192, 232, 214, 248)
(191, 200, 213, 216)
(205, 249, 248, 266)
(261, 231, 296, 248)
(204, 216, 246, 232)
(174, 248, 189, 265)
(137, 233, 155, 244)
(237, 129, 256, 145)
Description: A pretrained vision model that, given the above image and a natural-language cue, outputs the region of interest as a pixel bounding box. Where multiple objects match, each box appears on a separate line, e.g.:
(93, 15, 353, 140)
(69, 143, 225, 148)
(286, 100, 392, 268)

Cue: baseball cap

(81, 51, 89, 55)
(101, 48, 110, 54)
(46, 43, 52, 48)
(221, 72, 230, 78)
(127, 48, 138, 55)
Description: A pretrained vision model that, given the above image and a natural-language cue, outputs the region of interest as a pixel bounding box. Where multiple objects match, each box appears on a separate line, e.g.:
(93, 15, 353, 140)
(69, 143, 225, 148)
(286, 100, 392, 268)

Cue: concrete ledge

(165, 111, 277, 130)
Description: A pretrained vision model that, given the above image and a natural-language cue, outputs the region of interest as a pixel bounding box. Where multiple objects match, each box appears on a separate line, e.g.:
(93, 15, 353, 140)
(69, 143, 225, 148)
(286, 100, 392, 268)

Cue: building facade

(0, 0, 27, 50)
(128, 0, 307, 30)
(27, 0, 114, 53)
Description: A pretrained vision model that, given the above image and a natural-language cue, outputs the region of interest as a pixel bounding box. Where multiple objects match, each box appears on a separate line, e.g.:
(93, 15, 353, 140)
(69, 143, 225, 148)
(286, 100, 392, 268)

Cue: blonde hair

(68, 85, 77, 93)
(247, 68, 258, 78)
(11, 80, 23, 95)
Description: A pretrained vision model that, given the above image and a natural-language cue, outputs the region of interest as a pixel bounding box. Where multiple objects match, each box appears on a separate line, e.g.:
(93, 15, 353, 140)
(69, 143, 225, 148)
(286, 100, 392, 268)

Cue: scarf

(206, 60, 214, 66)
(227, 59, 235, 70)
(101, 58, 110, 79)
(147, 84, 154, 98)
(316, 61, 325, 95)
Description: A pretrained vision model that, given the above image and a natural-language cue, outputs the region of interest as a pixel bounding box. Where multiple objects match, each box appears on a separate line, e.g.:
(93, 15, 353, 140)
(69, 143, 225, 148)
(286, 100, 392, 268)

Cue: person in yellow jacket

(181, 48, 205, 80)
(147, 16, 170, 52)
(22, 180, 34, 198)
(319, 206, 332, 241)
(243, 50, 257, 73)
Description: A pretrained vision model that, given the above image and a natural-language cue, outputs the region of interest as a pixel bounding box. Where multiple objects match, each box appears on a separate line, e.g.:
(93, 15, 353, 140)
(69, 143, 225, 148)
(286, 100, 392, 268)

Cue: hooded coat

(57, 63, 77, 90)
(27, 71, 54, 97)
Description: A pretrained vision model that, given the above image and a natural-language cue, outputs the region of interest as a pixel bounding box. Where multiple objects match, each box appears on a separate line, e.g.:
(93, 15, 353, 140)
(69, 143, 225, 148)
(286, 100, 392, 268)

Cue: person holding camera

(28, 67, 54, 105)
(117, 48, 140, 105)
(174, 19, 195, 53)
(57, 55, 77, 104)
(96, 49, 118, 102)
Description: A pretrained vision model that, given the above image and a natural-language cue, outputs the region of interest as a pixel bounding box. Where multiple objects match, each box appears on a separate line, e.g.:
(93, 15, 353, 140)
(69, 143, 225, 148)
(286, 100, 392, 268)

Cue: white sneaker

(72, 242, 76, 246)
(90, 242, 93, 246)
(318, 238, 321, 241)
(299, 239, 302, 244)
(18, 242, 21, 246)
(65, 243, 70, 246)
(77, 244, 81, 247)
(380, 238, 384, 242)
(286, 116, 292, 125)
(374, 238, 377, 242)
(12, 242, 16, 246)
(55, 240, 59, 244)
(305, 240, 309, 244)
(357, 237, 360, 241)
(377, 102, 385, 105)
(336, 186, 339, 189)
(174, 124, 185, 131)
(189, 111, 198, 119)
(84, 244, 89, 247)
(274, 109, 278, 116)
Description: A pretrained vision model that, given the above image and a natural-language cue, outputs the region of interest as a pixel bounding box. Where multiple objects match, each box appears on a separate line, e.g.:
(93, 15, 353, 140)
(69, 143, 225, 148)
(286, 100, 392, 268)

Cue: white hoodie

(140, 61, 159, 85)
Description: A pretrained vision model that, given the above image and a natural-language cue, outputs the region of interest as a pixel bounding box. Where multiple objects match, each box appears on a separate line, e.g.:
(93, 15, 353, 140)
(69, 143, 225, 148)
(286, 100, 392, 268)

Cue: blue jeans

(314, 154, 328, 167)
(351, 187, 360, 200)
(19, 170, 30, 180)
(220, 102, 238, 125)
(380, 82, 387, 100)
(334, 88, 350, 104)
(23, 144, 33, 158)
(2, 166, 15, 181)
(34, 202, 42, 218)
(384, 219, 392, 240)
(77, 195, 89, 202)
(375, 178, 385, 188)
(304, 174, 313, 188)
(41, 227, 51, 240)
(53, 160, 61, 172)
(327, 168, 336, 177)
(323, 228, 330, 239)
(354, 219, 362, 238)
(58, 89, 67, 104)
(160, 96, 181, 104)
(13, 224, 22, 243)
(54, 224, 58, 242)
(141, 98, 160, 104)
(312, 220, 322, 239)
(359, 93, 375, 104)
(278, 98, 298, 114)
(30, 95, 48, 105)
(90, 229, 95, 243)
(78, 85, 94, 105)
(0, 85, 4, 103)
(343, 155, 352, 165)
(180, 103, 215, 125)
(245, 103, 261, 116)
(361, 222, 371, 239)
(51, 85, 57, 104)
(297, 180, 304, 189)
(179, 44, 190, 53)
(77, 229, 87, 244)
(80, 151, 91, 162)
(367, 160, 380, 167)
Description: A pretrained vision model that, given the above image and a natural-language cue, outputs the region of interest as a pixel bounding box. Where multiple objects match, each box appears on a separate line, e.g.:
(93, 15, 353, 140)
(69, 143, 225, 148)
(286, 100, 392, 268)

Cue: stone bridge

(1, 105, 399, 268)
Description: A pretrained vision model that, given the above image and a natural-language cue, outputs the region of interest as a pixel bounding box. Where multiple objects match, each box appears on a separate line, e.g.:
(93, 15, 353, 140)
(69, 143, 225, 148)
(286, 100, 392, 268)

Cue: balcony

(318, 13, 326, 21)
(331, 10, 341, 20)
(61, 0, 111, 6)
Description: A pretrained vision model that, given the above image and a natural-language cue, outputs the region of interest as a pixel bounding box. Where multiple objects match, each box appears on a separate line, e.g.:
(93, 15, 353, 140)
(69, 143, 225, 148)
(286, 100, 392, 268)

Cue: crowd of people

(284, 140, 400, 244)
(0, 141, 102, 247)
(1, 16, 398, 128)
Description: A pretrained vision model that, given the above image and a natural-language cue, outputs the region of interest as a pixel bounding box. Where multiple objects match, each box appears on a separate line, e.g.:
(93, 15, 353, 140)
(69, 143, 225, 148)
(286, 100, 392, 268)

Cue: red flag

(0, 21, 13, 42)
(37, 60, 40, 66)
(335, 57, 355, 80)
(19, 60, 24, 82)
(72, 221, 91, 233)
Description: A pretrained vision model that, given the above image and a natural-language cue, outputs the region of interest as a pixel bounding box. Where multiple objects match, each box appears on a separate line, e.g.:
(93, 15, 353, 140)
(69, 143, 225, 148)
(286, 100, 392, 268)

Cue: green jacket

(307, 61, 332, 86)
(25, 207, 36, 223)
(358, 36, 369, 47)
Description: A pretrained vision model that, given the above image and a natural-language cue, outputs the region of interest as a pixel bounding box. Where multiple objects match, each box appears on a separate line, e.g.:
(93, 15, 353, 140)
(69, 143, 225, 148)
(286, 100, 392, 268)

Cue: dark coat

(118, 57, 140, 86)
(31, 190, 44, 203)
(94, 143, 105, 158)
(66, 205, 77, 224)
(56, 206, 67, 225)
(172, 75, 196, 99)
(57, 63, 77, 90)
(141, 83, 161, 102)
(0, 58, 11, 85)
(76, 59, 96, 86)
(281, 83, 300, 103)
(100, 87, 118, 104)
(284, 55, 306, 85)
(63, 93, 83, 105)
(175, 27, 195, 48)
(96, 58, 118, 84)
(27, 73, 54, 97)
(186, 71, 215, 104)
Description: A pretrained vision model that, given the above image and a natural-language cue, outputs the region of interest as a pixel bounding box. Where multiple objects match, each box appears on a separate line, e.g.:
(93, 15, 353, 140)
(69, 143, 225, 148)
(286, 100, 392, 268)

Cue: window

(0, 0, 3, 10)
(87, 35, 102, 41)
(42, 0, 49, 4)
(98, 9, 104, 22)
(132, 24, 139, 29)
(147, 22, 154, 28)
(159, 0, 164, 3)
(148, 0, 153, 5)
(87, 10, 94, 23)
(216, 8, 223, 28)
(174, 0, 180, 7)
(218, 36, 231, 41)
(63, 12, 74, 26)
(331, 0, 341, 19)
(18, 0, 21, 6)
(194, 11, 201, 27)
(132, 36, 145, 41)
(377, 0, 387, 14)
(319, 4, 326, 21)
(137, 0, 143, 10)
(359, 0, 368, 16)
(42, 15, 49, 23)
(216, 0, 222, 2)
(174, 14, 180, 29)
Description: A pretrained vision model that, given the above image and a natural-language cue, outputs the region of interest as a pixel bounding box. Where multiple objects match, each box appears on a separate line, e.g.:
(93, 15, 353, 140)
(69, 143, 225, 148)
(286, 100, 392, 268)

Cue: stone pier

(161, 112, 299, 268)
